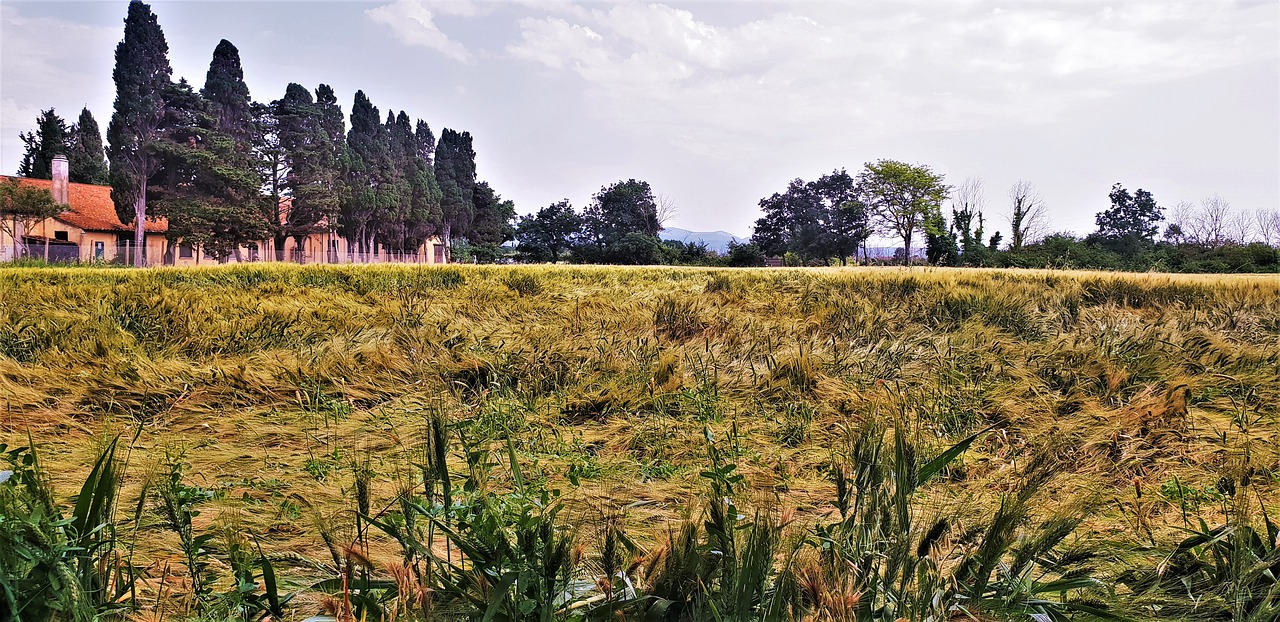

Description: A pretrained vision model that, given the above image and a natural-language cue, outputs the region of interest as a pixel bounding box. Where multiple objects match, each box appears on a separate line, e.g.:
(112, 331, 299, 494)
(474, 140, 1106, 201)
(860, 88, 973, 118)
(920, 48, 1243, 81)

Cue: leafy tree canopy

(751, 169, 868, 264)
(856, 160, 948, 262)
(515, 199, 581, 263)
(582, 179, 660, 247)
(1093, 183, 1162, 257)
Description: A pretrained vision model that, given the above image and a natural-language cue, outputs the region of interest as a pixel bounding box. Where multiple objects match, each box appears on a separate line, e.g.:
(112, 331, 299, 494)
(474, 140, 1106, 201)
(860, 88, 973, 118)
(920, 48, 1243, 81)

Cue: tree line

(13, 0, 513, 265)
(12, 1, 1277, 272)
(739, 160, 1280, 273)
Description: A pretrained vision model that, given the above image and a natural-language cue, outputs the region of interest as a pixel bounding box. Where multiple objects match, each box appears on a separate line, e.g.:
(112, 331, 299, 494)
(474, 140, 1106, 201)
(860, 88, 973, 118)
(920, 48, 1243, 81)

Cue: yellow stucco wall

(2, 219, 446, 266)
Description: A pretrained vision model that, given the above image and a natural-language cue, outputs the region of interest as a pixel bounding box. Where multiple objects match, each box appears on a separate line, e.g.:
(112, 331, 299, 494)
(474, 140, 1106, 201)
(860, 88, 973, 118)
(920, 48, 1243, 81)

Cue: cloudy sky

(2, 0, 1276, 238)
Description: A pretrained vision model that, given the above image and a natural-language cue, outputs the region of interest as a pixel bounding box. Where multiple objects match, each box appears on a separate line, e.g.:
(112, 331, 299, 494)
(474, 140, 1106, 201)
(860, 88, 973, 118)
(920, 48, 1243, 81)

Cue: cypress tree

(107, 0, 173, 265)
(469, 181, 516, 248)
(16, 109, 70, 179)
(340, 90, 388, 256)
(434, 128, 476, 259)
(201, 39, 253, 141)
(68, 108, 109, 185)
(274, 83, 340, 257)
(409, 119, 442, 253)
(414, 120, 435, 165)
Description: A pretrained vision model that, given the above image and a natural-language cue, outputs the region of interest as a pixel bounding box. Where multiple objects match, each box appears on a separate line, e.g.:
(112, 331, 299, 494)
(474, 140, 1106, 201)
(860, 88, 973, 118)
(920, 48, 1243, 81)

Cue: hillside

(1, 265, 1277, 620)
(659, 227, 745, 253)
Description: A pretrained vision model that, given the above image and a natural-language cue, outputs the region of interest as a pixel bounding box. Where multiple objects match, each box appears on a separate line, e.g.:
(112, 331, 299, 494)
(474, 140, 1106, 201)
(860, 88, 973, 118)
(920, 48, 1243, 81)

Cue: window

(179, 243, 194, 258)
(54, 231, 69, 241)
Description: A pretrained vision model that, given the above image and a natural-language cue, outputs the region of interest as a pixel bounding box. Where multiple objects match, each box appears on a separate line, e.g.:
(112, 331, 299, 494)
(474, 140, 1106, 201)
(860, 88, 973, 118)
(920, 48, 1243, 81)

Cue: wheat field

(1, 264, 1277, 621)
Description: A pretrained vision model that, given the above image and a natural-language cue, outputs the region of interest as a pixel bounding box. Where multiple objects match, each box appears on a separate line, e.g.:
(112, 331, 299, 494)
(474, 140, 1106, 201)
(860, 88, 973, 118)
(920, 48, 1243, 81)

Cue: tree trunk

(442, 225, 452, 263)
(133, 181, 146, 267)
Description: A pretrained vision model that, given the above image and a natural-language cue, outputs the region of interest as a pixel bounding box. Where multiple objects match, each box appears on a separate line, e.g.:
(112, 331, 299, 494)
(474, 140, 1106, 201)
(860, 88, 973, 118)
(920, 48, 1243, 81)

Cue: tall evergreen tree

(405, 118, 443, 254)
(148, 79, 269, 261)
(16, 109, 70, 179)
(201, 40, 254, 141)
(434, 128, 476, 259)
(251, 100, 287, 256)
(274, 83, 342, 258)
(107, 0, 173, 265)
(67, 108, 109, 185)
(383, 111, 441, 255)
(414, 120, 435, 165)
(469, 181, 516, 247)
(340, 90, 389, 255)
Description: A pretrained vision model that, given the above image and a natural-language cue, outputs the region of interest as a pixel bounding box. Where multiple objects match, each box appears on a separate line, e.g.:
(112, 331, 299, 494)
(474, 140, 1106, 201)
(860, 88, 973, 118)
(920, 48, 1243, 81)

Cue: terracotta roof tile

(2, 176, 168, 233)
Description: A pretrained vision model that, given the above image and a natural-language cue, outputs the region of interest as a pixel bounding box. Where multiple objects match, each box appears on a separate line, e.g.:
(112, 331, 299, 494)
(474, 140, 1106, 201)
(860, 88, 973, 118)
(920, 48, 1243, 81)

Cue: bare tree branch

(1008, 180, 1046, 249)
(1255, 208, 1280, 247)
(655, 193, 678, 231)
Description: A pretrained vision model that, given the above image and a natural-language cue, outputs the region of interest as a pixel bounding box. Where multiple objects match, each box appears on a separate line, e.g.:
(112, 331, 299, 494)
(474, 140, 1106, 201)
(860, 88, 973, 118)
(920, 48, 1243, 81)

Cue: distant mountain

(660, 227, 745, 254)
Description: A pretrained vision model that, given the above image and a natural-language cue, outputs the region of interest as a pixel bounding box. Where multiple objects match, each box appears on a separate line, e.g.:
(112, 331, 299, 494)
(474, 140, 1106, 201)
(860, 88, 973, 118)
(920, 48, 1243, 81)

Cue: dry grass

(1, 263, 1277, 616)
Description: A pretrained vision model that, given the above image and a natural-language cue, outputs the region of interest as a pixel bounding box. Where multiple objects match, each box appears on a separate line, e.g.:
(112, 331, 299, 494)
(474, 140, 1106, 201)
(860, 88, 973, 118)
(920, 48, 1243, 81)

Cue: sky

(1, 0, 1277, 239)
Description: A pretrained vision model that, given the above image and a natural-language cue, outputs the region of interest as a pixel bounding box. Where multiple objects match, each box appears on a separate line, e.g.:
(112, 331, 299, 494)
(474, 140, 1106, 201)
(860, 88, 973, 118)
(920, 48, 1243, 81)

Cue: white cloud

(502, 0, 1278, 160)
(365, 0, 474, 63)
(0, 5, 118, 174)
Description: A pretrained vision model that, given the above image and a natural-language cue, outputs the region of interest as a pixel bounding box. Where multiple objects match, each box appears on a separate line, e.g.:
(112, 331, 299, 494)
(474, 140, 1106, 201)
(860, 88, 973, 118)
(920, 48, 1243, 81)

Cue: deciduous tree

(0, 178, 64, 260)
(515, 200, 581, 262)
(1093, 183, 1162, 257)
(856, 160, 948, 263)
(752, 170, 868, 264)
(1008, 180, 1046, 250)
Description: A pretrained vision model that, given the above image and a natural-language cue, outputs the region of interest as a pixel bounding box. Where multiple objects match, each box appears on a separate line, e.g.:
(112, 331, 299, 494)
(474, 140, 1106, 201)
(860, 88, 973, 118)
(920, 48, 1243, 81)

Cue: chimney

(51, 155, 69, 205)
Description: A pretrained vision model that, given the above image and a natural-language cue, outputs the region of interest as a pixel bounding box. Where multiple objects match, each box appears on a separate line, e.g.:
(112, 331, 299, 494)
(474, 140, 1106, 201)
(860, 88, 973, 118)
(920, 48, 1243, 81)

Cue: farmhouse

(1, 156, 447, 265)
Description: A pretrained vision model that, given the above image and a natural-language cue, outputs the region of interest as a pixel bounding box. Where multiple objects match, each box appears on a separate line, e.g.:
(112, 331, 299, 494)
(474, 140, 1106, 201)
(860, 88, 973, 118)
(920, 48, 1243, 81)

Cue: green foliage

(856, 159, 949, 262)
(436, 127, 478, 251)
(17, 109, 70, 180)
(272, 82, 345, 247)
(725, 241, 766, 267)
(752, 169, 868, 265)
(786, 422, 1116, 622)
(201, 39, 254, 141)
(1119, 486, 1280, 620)
(68, 108, 110, 185)
(149, 78, 271, 260)
(516, 200, 581, 262)
(153, 446, 217, 605)
(0, 435, 136, 622)
(1094, 184, 1164, 258)
(584, 179, 660, 244)
(469, 181, 517, 247)
(107, 0, 173, 257)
